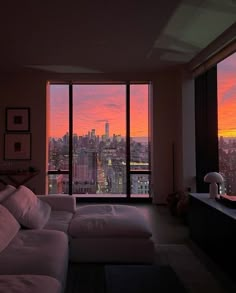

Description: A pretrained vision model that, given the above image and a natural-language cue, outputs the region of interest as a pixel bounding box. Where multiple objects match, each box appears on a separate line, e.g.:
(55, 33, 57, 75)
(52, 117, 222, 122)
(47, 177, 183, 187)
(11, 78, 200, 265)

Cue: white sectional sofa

(0, 184, 154, 293)
(0, 185, 74, 293)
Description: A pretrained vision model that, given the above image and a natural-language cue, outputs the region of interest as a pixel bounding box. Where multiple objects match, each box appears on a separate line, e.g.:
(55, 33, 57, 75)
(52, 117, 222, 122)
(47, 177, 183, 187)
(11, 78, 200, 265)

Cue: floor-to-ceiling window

(130, 84, 150, 197)
(195, 52, 236, 193)
(48, 84, 70, 194)
(48, 83, 150, 198)
(218, 52, 236, 195)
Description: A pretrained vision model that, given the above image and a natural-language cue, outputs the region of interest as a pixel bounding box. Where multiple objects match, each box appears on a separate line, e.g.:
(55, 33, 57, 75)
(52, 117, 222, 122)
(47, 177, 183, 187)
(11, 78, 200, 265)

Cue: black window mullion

(195, 66, 218, 192)
(69, 83, 73, 195)
(126, 83, 131, 198)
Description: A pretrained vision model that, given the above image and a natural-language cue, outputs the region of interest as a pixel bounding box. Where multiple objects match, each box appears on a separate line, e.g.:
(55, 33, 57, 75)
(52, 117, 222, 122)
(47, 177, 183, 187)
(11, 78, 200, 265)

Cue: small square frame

(6, 107, 30, 132)
(4, 133, 31, 160)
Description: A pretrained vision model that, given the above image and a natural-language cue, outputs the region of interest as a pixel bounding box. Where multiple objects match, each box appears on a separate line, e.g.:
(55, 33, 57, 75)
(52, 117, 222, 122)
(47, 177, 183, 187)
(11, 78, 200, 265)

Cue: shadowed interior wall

(182, 72, 196, 193)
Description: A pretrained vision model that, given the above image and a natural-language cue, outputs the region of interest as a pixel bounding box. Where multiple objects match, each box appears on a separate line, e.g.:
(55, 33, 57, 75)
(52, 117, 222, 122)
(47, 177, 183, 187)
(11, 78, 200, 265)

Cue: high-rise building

(63, 132, 69, 145)
(72, 149, 97, 193)
(91, 129, 96, 138)
(105, 121, 109, 139)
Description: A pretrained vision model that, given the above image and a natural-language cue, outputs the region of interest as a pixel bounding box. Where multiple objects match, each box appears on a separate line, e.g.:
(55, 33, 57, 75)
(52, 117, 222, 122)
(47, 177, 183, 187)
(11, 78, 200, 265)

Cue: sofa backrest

(0, 204, 20, 253)
(0, 185, 16, 203)
(2, 185, 51, 229)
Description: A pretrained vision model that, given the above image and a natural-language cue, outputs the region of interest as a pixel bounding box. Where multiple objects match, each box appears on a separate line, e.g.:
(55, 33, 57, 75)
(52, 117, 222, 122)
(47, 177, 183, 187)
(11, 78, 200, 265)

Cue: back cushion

(2, 185, 51, 229)
(0, 205, 20, 253)
(0, 185, 16, 203)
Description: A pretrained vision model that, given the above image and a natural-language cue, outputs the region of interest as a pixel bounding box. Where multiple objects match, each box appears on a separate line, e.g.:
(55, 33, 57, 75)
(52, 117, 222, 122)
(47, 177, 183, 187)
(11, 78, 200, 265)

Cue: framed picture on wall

(6, 107, 30, 132)
(4, 133, 31, 160)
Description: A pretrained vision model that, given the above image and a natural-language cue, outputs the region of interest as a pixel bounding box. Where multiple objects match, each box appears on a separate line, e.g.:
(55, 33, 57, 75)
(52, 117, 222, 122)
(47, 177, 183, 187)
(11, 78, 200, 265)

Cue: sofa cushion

(44, 210, 74, 233)
(2, 185, 51, 229)
(0, 185, 16, 203)
(0, 205, 20, 253)
(0, 229, 69, 284)
(0, 275, 61, 293)
(69, 204, 152, 238)
(38, 195, 76, 213)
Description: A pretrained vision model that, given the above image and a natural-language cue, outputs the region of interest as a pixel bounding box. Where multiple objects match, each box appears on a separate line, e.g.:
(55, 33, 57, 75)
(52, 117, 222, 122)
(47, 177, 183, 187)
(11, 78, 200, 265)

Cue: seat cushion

(44, 210, 74, 233)
(2, 185, 51, 229)
(69, 204, 152, 238)
(0, 275, 61, 293)
(0, 229, 68, 284)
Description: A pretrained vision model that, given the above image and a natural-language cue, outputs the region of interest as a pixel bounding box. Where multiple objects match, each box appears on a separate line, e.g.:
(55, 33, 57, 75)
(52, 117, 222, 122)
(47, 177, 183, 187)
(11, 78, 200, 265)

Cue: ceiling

(0, 0, 235, 74)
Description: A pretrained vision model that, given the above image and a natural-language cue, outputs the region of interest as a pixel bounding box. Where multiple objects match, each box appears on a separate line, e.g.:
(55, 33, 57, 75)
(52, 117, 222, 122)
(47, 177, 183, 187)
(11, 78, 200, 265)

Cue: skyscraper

(105, 121, 109, 139)
(91, 129, 96, 138)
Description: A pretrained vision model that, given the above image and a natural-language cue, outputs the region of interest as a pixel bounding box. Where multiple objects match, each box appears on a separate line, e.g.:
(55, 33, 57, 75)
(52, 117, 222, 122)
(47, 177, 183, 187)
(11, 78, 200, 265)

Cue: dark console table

(188, 193, 236, 279)
(0, 170, 39, 187)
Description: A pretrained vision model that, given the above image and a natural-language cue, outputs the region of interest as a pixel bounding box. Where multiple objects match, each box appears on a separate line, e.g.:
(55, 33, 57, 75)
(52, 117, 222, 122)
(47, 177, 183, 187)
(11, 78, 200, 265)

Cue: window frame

(48, 82, 151, 200)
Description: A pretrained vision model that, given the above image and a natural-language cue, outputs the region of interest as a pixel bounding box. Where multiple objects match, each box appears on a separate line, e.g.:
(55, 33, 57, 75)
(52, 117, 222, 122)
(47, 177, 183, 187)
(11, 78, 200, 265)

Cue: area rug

(105, 264, 187, 293)
(65, 244, 235, 293)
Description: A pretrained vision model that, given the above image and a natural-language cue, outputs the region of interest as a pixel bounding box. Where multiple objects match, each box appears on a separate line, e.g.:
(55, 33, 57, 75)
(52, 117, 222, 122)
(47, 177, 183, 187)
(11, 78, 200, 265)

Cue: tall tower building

(105, 121, 109, 139)
(91, 129, 96, 138)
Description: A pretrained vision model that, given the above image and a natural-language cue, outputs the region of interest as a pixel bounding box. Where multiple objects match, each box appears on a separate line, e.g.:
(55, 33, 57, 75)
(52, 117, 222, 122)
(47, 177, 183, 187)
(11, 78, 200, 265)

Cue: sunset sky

(218, 52, 236, 137)
(49, 52, 235, 140)
(49, 84, 148, 138)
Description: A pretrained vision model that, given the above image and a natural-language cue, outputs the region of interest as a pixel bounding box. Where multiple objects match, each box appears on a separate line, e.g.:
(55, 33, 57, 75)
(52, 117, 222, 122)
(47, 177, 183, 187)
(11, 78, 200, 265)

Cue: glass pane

(130, 84, 150, 198)
(218, 53, 236, 195)
(48, 85, 69, 194)
(73, 84, 126, 194)
(131, 174, 150, 197)
(130, 84, 149, 171)
(48, 174, 69, 194)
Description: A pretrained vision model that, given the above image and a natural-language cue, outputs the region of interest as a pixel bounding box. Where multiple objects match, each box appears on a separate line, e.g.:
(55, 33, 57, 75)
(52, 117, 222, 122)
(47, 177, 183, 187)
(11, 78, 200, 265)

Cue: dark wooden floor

(134, 204, 189, 244)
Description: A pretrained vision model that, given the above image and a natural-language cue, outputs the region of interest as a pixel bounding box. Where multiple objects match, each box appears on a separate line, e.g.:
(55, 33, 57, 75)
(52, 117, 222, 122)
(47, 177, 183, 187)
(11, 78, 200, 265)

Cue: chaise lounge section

(69, 204, 154, 263)
(38, 192, 154, 263)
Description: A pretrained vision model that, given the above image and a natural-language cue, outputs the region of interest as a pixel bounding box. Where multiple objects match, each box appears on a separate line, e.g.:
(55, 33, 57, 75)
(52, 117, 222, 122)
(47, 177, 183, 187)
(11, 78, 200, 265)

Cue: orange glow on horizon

(49, 84, 149, 139)
(218, 52, 236, 138)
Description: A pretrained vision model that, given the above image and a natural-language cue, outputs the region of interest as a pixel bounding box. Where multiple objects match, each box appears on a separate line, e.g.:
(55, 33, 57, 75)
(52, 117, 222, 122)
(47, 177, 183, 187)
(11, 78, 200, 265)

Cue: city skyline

(49, 122, 148, 143)
(48, 121, 149, 195)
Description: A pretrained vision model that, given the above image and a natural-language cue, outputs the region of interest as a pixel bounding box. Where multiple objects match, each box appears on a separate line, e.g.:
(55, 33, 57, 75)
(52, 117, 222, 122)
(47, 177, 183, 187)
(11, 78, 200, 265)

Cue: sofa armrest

(37, 195, 76, 213)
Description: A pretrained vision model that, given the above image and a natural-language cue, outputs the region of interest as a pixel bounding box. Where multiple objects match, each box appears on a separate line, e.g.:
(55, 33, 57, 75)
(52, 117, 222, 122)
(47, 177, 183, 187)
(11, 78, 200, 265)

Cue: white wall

(181, 71, 196, 193)
(151, 70, 185, 203)
(0, 73, 47, 194)
(0, 68, 195, 202)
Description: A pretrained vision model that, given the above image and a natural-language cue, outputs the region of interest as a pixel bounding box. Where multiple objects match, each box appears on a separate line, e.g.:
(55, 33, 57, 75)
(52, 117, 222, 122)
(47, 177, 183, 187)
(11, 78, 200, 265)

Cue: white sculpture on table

(204, 172, 224, 199)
